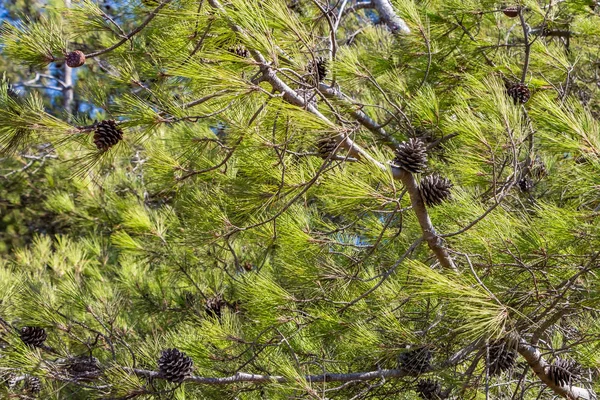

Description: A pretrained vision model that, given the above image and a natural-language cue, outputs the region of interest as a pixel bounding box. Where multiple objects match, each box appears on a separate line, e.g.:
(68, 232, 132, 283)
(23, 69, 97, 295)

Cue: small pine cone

(308, 57, 328, 82)
(392, 138, 428, 173)
(25, 376, 41, 394)
(158, 348, 194, 383)
(416, 379, 445, 399)
(316, 136, 338, 159)
(506, 82, 531, 104)
(65, 51, 86, 68)
(548, 358, 581, 387)
(94, 120, 123, 151)
(230, 45, 249, 58)
(19, 326, 47, 348)
(517, 177, 532, 193)
(488, 340, 517, 375)
(398, 347, 432, 375)
(205, 294, 228, 318)
(419, 174, 453, 207)
(502, 6, 520, 17)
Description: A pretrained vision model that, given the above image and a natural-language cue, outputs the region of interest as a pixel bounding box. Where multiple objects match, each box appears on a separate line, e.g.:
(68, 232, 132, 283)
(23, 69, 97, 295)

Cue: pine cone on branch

(506, 82, 531, 104)
(65, 51, 86, 68)
(398, 347, 432, 374)
(488, 339, 517, 375)
(419, 174, 453, 206)
(416, 379, 447, 399)
(548, 358, 581, 387)
(307, 57, 328, 83)
(316, 136, 339, 159)
(502, 6, 520, 17)
(66, 356, 102, 381)
(158, 348, 194, 383)
(24, 376, 41, 395)
(205, 294, 228, 318)
(94, 120, 123, 151)
(19, 326, 47, 348)
(392, 138, 428, 173)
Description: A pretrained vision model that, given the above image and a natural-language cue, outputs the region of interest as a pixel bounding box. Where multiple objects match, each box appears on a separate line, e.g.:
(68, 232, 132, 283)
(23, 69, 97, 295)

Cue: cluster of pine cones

(393, 138, 453, 206)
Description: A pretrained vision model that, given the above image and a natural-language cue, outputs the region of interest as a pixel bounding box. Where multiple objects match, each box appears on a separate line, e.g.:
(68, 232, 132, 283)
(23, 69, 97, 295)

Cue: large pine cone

(419, 174, 453, 206)
(94, 120, 123, 151)
(393, 138, 428, 173)
(488, 340, 517, 375)
(19, 326, 47, 348)
(506, 82, 531, 104)
(416, 379, 446, 399)
(158, 348, 194, 383)
(548, 358, 581, 387)
(398, 347, 432, 374)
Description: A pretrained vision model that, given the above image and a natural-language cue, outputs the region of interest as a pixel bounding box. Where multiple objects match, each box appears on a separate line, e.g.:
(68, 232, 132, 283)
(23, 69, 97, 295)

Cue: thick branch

(318, 83, 400, 149)
(372, 0, 411, 35)
(126, 367, 414, 384)
(516, 337, 596, 400)
(392, 167, 456, 270)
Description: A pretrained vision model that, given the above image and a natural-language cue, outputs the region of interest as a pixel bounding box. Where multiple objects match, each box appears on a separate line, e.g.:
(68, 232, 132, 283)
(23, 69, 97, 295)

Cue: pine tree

(1, 0, 599, 399)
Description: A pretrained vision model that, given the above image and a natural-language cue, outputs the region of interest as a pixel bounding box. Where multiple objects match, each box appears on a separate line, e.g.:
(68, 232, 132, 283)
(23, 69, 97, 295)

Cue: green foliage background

(0, 0, 599, 398)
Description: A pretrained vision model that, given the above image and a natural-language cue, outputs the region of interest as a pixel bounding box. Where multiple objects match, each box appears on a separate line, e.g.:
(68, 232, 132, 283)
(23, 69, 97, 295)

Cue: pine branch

(207, 0, 455, 270)
(393, 167, 456, 270)
(516, 337, 597, 400)
(372, 0, 411, 35)
(317, 83, 400, 150)
(84, 0, 174, 58)
(125, 367, 415, 384)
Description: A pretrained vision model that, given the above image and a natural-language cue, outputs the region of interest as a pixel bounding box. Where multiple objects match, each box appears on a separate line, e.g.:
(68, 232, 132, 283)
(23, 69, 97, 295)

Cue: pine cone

(19, 326, 47, 348)
(416, 379, 446, 399)
(506, 82, 531, 104)
(94, 120, 123, 151)
(230, 45, 249, 58)
(502, 6, 520, 17)
(66, 356, 102, 381)
(316, 136, 339, 159)
(205, 294, 228, 318)
(392, 138, 428, 173)
(548, 358, 581, 387)
(488, 340, 517, 375)
(517, 177, 532, 193)
(24, 376, 41, 394)
(158, 348, 194, 383)
(398, 347, 432, 374)
(66, 51, 86, 68)
(419, 174, 453, 207)
(308, 57, 328, 82)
